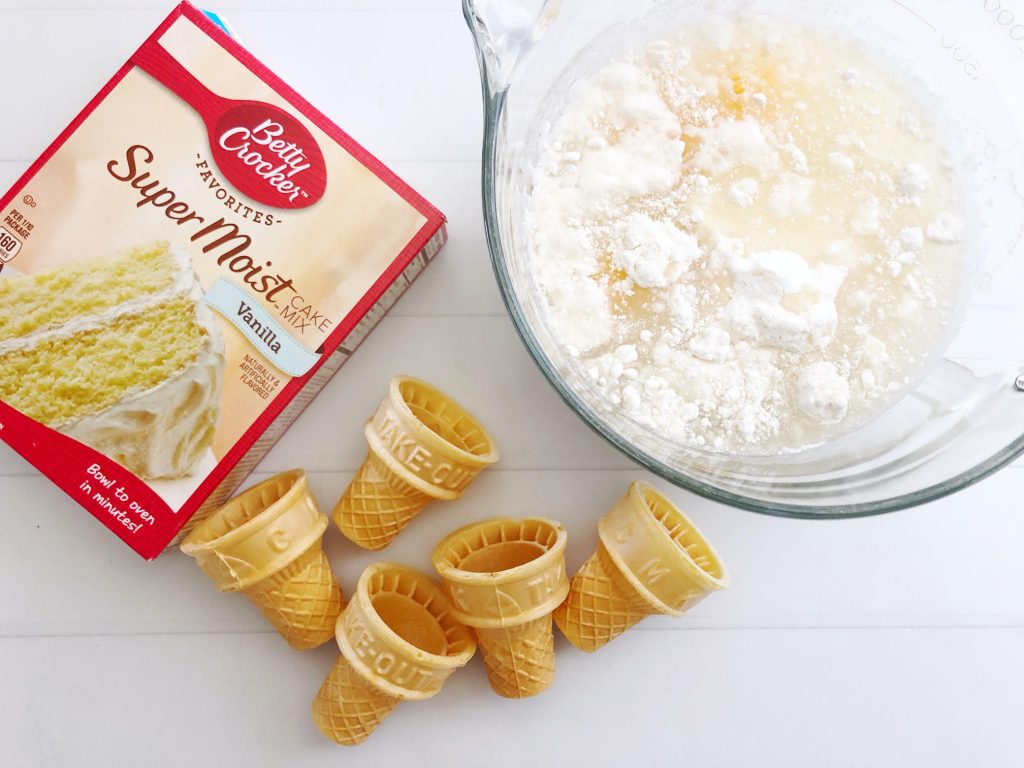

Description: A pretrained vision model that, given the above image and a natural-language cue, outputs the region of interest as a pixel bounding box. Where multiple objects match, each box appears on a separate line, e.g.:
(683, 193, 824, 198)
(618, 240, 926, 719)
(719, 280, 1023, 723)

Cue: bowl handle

(463, 0, 560, 98)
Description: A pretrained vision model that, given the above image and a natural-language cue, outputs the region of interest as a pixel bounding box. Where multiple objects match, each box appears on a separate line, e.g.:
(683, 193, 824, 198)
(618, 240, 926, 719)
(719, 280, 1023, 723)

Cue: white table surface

(1, 3, 1022, 767)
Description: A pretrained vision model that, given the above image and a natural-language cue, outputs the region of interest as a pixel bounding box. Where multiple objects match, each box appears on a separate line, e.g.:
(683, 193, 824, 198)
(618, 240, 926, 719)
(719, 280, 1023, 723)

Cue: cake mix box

(0, 2, 446, 559)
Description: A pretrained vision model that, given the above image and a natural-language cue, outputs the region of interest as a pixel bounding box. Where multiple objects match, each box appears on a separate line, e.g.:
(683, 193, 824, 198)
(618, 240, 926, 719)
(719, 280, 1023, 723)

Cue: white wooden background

(1, 3, 1022, 766)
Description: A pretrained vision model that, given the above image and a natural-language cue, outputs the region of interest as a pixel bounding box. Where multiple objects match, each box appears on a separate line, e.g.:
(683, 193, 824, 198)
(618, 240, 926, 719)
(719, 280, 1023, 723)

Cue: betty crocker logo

(212, 105, 327, 208)
(133, 42, 327, 210)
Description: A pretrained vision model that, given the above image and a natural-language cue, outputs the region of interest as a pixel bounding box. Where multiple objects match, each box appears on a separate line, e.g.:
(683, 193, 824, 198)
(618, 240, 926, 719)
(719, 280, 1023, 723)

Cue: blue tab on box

(203, 278, 322, 377)
(203, 10, 236, 39)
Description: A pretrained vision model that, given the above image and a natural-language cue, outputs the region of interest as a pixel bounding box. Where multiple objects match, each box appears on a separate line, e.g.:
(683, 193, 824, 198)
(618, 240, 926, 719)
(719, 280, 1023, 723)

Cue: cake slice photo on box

(0, 241, 225, 480)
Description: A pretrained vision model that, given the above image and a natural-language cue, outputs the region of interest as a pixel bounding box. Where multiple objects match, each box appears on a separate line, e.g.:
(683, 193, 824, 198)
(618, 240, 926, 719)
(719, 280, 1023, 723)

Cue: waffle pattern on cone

(244, 546, 345, 650)
(312, 654, 401, 746)
(476, 615, 556, 698)
(554, 543, 655, 653)
(335, 451, 434, 550)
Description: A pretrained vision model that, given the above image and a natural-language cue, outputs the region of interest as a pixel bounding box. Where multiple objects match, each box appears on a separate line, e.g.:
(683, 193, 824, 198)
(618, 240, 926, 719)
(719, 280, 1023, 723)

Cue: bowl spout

(463, 0, 559, 98)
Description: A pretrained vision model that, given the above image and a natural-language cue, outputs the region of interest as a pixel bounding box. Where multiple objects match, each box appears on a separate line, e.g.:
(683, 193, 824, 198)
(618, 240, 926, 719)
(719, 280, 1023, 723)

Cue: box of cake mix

(0, 2, 447, 559)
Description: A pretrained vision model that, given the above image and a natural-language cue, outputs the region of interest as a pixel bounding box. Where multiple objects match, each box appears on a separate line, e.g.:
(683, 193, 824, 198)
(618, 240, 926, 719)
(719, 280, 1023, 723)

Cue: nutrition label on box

(0, 208, 33, 263)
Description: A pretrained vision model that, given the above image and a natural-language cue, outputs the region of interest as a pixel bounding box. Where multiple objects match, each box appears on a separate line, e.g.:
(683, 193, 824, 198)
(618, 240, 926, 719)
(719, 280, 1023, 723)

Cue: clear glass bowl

(465, 0, 1024, 517)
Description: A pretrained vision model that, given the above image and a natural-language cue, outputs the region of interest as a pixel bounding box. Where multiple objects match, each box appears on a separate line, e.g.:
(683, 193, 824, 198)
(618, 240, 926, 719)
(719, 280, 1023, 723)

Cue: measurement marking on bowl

(889, 0, 983, 78)
(980, 0, 1024, 54)
(940, 37, 983, 79)
(889, 0, 936, 31)
(1016, 374, 1024, 392)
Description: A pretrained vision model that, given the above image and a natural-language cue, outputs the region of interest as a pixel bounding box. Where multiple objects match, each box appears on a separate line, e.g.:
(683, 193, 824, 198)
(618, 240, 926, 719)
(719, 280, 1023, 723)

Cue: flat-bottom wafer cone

(432, 518, 569, 699)
(554, 481, 728, 653)
(245, 544, 345, 650)
(475, 615, 556, 699)
(312, 563, 476, 746)
(333, 376, 499, 550)
(333, 450, 435, 551)
(313, 653, 402, 747)
(181, 470, 345, 651)
(553, 543, 658, 653)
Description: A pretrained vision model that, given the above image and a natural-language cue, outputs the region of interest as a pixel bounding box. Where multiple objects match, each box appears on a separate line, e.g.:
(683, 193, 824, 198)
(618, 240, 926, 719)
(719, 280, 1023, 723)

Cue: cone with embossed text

(433, 518, 569, 698)
(333, 376, 499, 550)
(554, 481, 728, 653)
(311, 563, 476, 746)
(181, 469, 345, 650)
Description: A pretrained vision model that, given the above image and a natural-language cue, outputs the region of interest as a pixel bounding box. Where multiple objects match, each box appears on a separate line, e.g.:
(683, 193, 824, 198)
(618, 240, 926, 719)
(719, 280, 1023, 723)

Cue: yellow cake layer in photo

(0, 296, 211, 427)
(0, 243, 179, 345)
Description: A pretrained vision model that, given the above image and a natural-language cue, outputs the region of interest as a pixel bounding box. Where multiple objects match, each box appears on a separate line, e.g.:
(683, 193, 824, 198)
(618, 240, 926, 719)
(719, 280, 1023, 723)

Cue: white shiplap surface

(0, 4, 1022, 767)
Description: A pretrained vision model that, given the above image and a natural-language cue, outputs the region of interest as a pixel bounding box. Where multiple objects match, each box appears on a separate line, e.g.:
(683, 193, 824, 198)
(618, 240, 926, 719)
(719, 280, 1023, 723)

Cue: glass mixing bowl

(464, 0, 1024, 517)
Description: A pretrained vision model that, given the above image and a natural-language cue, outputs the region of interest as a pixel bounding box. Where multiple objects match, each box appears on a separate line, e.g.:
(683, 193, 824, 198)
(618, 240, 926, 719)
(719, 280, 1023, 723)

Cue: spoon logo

(131, 42, 327, 210)
(212, 103, 327, 209)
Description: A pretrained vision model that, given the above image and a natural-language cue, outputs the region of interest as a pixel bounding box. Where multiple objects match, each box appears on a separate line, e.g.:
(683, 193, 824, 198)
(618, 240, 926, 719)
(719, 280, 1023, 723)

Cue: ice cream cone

(432, 518, 569, 698)
(333, 376, 499, 550)
(181, 470, 344, 650)
(312, 563, 476, 746)
(554, 481, 728, 653)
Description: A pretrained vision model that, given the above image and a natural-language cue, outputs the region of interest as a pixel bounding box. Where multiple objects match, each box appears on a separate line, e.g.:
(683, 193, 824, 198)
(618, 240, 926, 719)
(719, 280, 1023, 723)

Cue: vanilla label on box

(0, 2, 446, 559)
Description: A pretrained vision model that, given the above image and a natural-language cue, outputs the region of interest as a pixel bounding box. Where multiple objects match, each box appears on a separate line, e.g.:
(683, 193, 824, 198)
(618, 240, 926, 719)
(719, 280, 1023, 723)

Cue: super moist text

(107, 144, 297, 305)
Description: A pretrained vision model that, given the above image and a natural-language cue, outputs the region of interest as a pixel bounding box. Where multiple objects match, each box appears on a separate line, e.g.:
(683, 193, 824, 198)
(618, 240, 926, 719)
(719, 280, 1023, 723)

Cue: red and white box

(0, 2, 446, 559)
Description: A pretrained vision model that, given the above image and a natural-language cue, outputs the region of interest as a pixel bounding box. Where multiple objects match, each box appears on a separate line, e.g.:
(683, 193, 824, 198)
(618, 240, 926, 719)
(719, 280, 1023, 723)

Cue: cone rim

(432, 517, 568, 587)
(630, 481, 729, 589)
(182, 469, 308, 552)
(384, 375, 500, 468)
(599, 482, 729, 616)
(338, 563, 477, 685)
(180, 470, 327, 591)
(362, 427, 461, 502)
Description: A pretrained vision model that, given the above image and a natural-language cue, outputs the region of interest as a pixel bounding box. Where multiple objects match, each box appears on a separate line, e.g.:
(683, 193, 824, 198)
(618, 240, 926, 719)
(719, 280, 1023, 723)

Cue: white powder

(718, 244, 848, 354)
(688, 326, 733, 362)
(899, 227, 925, 252)
(729, 178, 760, 208)
(898, 164, 931, 196)
(668, 284, 697, 331)
(527, 17, 969, 454)
(572, 131, 683, 202)
(768, 175, 815, 219)
(796, 362, 850, 423)
(611, 213, 703, 288)
(544, 60, 685, 206)
(543, 277, 612, 354)
(782, 143, 810, 175)
(693, 117, 779, 176)
(614, 344, 639, 364)
(927, 213, 965, 244)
